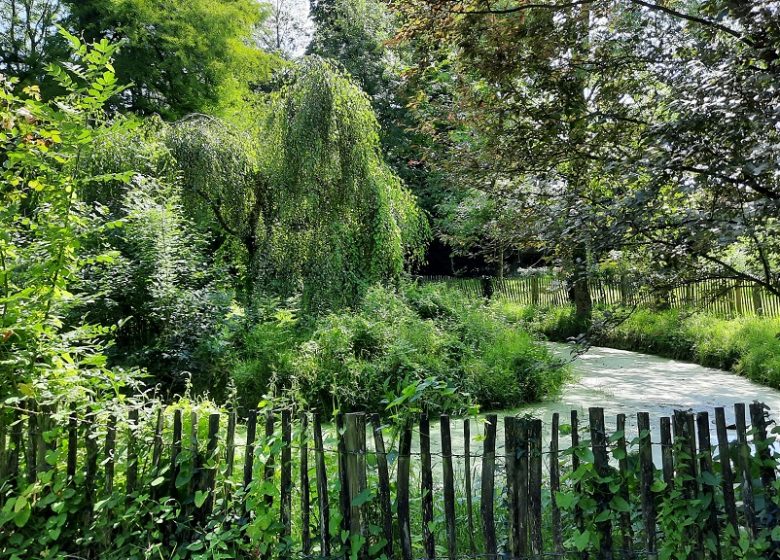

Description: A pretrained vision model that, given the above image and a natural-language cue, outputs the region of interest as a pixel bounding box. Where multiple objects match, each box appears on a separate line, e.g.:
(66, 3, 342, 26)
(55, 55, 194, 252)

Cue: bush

(495, 302, 780, 389)
(289, 284, 569, 414)
(218, 284, 569, 414)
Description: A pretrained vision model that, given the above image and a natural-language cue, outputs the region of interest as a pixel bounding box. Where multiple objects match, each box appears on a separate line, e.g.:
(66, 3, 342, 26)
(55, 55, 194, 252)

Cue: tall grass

(494, 302, 780, 389)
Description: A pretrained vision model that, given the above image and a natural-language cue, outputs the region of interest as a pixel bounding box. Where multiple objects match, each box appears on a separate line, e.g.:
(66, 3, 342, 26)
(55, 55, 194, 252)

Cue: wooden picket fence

(1, 402, 779, 559)
(421, 274, 780, 317)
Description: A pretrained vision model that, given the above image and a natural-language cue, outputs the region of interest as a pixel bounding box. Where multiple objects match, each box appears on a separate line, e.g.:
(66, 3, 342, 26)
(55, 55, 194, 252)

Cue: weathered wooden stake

(464, 418, 475, 554)
(313, 415, 330, 557)
(734, 403, 757, 537)
(637, 412, 657, 559)
(105, 414, 116, 494)
(440, 415, 457, 560)
(589, 408, 613, 559)
(126, 408, 139, 494)
(280, 410, 292, 547)
(714, 407, 738, 539)
(550, 413, 563, 554)
(344, 413, 367, 560)
(529, 419, 543, 556)
(616, 413, 633, 556)
(481, 414, 497, 560)
(420, 413, 435, 559)
(371, 414, 393, 559)
(300, 412, 311, 555)
(397, 422, 412, 560)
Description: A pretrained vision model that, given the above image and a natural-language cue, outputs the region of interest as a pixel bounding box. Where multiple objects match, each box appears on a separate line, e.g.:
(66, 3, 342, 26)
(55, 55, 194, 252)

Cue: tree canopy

(167, 58, 430, 311)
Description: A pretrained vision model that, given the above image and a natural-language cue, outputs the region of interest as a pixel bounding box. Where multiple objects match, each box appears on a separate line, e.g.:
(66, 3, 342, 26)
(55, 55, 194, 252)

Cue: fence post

(67, 404, 78, 484)
(105, 414, 116, 494)
(752, 285, 764, 316)
(313, 415, 330, 558)
(589, 408, 613, 559)
(529, 419, 543, 556)
(371, 414, 393, 559)
(336, 413, 350, 538)
(127, 408, 139, 494)
(464, 419, 475, 554)
(620, 273, 630, 306)
(9, 409, 22, 489)
(550, 413, 563, 554)
(748, 402, 777, 490)
(734, 403, 757, 537)
(570, 409, 585, 556)
(343, 413, 367, 560)
(695, 412, 721, 555)
(25, 404, 37, 482)
(637, 412, 657, 559)
(280, 410, 292, 549)
(673, 410, 703, 557)
(203, 413, 220, 517)
(505, 417, 528, 558)
(714, 407, 738, 540)
(616, 414, 633, 555)
(532, 275, 541, 306)
(242, 409, 257, 491)
(481, 414, 498, 560)
(36, 405, 54, 475)
(420, 413, 435, 559)
(263, 411, 276, 512)
(440, 415, 457, 560)
(225, 410, 237, 480)
(171, 409, 183, 497)
(659, 417, 673, 487)
(300, 412, 311, 556)
(397, 421, 413, 560)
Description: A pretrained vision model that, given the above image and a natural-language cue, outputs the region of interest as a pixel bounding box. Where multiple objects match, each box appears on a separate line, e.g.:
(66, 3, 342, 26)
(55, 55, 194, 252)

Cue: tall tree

(392, 0, 780, 309)
(63, 0, 279, 118)
(0, 0, 65, 88)
(167, 58, 430, 311)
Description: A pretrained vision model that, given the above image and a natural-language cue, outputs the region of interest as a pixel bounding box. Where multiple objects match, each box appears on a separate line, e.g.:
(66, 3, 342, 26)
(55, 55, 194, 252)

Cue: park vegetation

(2, 0, 780, 557)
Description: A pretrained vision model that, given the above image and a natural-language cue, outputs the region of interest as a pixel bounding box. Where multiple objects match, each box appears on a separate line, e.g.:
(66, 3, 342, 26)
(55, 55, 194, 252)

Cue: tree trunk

(572, 243, 592, 323)
(496, 247, 504, 281)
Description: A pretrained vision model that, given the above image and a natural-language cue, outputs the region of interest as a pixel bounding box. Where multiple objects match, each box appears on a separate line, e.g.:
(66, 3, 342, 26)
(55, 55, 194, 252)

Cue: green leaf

(14, 505, 31, 528)
(351, 488, 373, 507)
(610, 495, 630, 512)
(151, 476, 166, 487)
(700, 471, 719, 487)
(651, 480, 667, 493)
(194, 490, 208, 508)
(554, 491, 577, 510)
(595, 509, 611, 522)
(573, 529, 590, 551)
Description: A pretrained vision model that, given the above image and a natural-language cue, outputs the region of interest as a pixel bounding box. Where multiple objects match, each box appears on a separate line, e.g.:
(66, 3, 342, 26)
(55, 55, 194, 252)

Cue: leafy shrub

(496, 302, 780, 389)
(289, 284, 569, 414)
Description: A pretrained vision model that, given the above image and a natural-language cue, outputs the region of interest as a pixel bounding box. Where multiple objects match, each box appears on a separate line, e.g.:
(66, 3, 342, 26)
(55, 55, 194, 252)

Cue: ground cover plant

(219, 283, 570, 414)
(495, 302, 780, 390)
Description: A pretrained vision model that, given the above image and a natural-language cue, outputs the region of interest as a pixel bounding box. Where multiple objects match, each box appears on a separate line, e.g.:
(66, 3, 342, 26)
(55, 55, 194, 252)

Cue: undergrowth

(493, 302, 780, 389)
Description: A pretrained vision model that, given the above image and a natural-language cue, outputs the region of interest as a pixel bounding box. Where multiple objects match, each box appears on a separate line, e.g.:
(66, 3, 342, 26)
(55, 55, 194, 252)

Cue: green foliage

(289, 283, 568, 414)
(0, 30, 141, 401)
(168, 59, 430, 312)
(63, 0, 281, 118)
(499, 303, 780, 389)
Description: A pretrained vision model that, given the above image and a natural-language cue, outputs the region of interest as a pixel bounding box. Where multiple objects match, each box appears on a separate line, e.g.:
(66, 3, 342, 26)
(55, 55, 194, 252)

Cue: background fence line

(1, 401, 778, 559)
(419, 274, 780, 317)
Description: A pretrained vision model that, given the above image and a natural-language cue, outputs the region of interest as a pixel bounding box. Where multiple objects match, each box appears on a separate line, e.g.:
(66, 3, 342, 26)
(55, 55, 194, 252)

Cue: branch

(192, 188, 240, 238)
(452, 0, 592, 15)
(627, 0, 754, 48)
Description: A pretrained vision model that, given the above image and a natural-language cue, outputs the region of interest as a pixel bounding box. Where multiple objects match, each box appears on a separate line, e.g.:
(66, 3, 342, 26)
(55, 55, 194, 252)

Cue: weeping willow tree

(167, 58, 429, 310)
